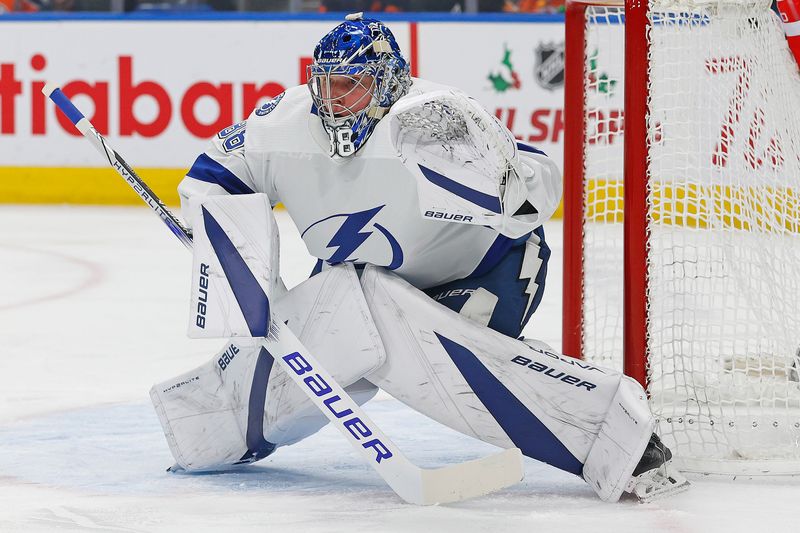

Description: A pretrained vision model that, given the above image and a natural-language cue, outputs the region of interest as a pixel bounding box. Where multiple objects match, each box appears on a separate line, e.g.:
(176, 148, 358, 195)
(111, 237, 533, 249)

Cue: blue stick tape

(49, 88, 86, 126)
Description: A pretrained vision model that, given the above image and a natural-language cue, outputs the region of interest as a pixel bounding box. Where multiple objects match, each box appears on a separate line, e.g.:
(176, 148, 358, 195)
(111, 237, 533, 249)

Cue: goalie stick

(43, 83, 524, 505)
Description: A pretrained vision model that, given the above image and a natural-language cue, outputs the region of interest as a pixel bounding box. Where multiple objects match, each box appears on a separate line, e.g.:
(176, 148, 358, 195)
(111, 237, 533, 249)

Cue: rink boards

(0, 14, 569, 208)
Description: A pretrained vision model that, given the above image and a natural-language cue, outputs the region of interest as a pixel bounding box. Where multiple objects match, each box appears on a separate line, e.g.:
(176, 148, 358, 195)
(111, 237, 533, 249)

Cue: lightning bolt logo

(302, 205, 404, 270)
(519, 239, 543, 323)
(327, 205, 384, 264)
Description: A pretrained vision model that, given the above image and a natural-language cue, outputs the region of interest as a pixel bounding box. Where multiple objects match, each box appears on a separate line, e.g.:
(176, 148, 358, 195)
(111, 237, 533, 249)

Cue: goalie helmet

(308, 13, 411, 158)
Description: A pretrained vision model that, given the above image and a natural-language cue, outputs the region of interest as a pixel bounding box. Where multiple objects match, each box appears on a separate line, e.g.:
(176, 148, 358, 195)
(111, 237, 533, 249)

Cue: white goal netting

(579, 0, 800, 472)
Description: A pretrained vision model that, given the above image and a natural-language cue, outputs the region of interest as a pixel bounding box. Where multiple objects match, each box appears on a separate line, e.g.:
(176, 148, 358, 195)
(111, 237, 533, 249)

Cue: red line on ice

(0, 243, 105, 311)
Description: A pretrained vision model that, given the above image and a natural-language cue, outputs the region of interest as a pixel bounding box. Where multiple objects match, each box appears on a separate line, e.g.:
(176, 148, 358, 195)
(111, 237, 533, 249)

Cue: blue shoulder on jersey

(186, 153, 255, 195)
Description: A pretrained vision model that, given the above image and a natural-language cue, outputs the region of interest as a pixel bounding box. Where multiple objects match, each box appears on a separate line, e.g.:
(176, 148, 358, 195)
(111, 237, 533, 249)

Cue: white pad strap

(458, 288, 498, 327)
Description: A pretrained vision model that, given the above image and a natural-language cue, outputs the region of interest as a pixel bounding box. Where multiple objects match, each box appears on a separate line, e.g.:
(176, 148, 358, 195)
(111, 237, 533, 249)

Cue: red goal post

(563, 0, 800, 473)
(564, 0, 649, 386)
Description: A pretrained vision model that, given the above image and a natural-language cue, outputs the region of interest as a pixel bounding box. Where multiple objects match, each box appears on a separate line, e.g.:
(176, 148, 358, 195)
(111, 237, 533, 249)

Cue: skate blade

(628, 464, 691, 503)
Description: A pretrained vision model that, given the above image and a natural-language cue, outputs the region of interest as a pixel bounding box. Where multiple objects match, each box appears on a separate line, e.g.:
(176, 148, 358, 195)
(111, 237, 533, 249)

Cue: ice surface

(1, 206, 798, 532)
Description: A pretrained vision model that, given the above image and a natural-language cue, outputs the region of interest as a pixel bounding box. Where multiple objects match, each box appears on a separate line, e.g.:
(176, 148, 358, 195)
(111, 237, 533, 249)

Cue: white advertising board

(418, 21, 566, 170)
(0, 18, 566, 171)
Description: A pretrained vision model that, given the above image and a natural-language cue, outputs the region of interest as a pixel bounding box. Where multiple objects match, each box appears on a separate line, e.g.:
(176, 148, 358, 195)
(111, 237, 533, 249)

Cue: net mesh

(580, 0, 800, 470)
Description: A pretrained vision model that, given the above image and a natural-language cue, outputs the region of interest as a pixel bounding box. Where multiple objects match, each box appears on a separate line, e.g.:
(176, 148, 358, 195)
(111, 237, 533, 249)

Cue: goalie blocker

(153, 194, 687, 502)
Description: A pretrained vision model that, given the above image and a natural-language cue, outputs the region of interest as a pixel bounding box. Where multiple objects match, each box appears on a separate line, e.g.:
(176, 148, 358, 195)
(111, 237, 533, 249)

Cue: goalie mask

(308, 13, 411, 158)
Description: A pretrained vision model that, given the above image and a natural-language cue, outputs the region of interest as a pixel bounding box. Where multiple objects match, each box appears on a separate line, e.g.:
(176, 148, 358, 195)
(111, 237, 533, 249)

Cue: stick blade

(417, 447, 524, 505)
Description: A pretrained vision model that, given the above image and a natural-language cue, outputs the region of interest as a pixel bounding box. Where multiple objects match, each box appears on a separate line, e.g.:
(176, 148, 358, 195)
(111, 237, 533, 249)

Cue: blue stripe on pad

(516, 142, 547, 156)
(310, 258, 324, 277)
(188, 153, 255, 195)
(418, 164, 501, 214)
(435, 332, 583, 475)
(49, 88, 86, 126)
(235, 347, 277, 464)
(202, 206, 270, 337)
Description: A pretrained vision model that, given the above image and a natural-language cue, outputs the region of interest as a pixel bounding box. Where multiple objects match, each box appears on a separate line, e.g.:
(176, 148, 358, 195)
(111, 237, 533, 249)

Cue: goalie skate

(625, 434, 690, 503)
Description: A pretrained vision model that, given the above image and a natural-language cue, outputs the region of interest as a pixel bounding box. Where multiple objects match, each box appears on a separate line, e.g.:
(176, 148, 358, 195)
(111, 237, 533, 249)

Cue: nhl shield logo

(534, 42, 565, 91)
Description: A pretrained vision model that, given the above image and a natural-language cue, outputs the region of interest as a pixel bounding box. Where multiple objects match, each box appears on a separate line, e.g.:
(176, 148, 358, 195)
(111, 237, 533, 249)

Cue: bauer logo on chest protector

(424, 210, 474, 222)
(433, 288, 476, 301)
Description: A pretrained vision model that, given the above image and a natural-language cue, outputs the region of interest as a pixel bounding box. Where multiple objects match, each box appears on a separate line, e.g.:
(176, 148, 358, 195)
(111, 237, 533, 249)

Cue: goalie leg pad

(361, 266, 635, 487)
(581, 376, 656, 502)
(152, 344, 379, 472)
(151, 264, 385, 471)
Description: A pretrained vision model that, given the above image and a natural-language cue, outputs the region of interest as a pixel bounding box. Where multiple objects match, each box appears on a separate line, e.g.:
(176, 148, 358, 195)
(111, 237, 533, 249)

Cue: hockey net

(564, 0, 800, 473)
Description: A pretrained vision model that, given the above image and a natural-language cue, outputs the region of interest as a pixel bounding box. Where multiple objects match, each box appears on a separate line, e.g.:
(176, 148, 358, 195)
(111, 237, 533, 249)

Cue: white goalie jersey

(178, 79, 562, 289)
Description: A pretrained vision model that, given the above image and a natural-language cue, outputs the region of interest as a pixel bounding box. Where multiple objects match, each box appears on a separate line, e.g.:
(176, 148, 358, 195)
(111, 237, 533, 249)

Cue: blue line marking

(435, 332, 583, 475)
(202, 206, 270, 337)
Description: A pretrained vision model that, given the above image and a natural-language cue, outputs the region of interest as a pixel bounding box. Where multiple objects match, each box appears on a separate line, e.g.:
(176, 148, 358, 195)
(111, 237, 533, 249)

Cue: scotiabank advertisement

(0, 18, 565, 171)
